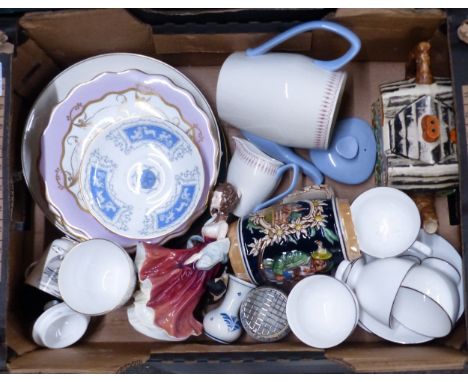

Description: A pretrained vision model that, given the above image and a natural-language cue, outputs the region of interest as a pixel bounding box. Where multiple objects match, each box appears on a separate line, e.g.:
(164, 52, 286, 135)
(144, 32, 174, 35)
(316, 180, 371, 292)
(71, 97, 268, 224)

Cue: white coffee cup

(227, 137, 300, 217)
(25, 237, 77, 298)
(216, 21, 360, 149)
(351, 187, 432, 259)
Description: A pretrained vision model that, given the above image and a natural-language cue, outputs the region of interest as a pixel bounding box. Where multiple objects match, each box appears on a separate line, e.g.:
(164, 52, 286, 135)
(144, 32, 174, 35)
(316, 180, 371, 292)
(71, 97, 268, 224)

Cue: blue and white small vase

(203, 275, 255, 344)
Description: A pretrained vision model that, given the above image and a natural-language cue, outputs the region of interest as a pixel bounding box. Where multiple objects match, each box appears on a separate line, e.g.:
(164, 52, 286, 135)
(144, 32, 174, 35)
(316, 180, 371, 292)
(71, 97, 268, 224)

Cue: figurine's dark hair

(210, 182, 240, 216)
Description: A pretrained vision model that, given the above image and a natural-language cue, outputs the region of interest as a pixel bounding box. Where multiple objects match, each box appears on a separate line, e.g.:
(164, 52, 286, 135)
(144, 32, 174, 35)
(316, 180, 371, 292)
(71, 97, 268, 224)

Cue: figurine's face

(210, 191, 223, 216)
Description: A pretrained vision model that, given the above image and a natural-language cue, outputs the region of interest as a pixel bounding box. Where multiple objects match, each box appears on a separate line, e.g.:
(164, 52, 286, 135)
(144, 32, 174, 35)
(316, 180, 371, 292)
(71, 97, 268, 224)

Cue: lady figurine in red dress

(128, 183, 240, 340)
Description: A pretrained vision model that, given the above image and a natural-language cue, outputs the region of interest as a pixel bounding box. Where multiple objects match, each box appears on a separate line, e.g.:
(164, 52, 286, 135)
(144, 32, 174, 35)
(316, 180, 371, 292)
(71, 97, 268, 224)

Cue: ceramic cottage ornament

(127, 183, 239, 340)
(373, 41, 458, 233)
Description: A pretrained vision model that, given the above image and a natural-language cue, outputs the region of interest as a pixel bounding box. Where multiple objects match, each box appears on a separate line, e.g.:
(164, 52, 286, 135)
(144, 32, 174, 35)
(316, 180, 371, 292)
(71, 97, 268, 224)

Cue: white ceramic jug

(216, 21, 361, 149)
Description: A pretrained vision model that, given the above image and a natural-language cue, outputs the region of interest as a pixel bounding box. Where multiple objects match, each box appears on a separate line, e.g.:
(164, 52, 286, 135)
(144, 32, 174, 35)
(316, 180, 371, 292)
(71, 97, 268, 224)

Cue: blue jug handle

(252, 163, 301, 213)
(246, 20, 361, 72)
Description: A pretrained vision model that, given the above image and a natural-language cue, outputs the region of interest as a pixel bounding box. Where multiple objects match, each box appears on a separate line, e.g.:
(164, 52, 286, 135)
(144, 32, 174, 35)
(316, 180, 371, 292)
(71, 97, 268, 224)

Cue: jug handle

(246, 20, 361, 72)
(252, 163, 301, 213)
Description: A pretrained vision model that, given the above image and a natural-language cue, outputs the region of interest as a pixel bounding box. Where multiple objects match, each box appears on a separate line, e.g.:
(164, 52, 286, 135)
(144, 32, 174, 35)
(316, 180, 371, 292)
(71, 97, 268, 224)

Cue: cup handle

(246, 20, 361, 71)
(252, 163, 300, 212)
(24, 261, 39, 280)
(408, 240, 433, 259)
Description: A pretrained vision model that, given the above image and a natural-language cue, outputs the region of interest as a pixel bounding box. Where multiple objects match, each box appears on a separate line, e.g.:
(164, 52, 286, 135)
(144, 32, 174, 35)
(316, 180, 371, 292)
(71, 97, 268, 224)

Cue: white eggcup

(58, 239, 136, 316)
(351, 187, 432, 259)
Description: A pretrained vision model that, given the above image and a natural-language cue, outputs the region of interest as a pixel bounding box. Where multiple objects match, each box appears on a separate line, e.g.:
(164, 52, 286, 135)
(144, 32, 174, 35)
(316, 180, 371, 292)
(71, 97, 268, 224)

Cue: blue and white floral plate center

(79, 117, 205, 240)
(128, 164, 161, 194)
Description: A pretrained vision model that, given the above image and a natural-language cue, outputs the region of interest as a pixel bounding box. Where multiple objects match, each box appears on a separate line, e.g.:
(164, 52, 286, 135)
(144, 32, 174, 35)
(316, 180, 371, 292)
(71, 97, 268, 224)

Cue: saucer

(359, 309, 433, 345)
(80, 117, 204, 240)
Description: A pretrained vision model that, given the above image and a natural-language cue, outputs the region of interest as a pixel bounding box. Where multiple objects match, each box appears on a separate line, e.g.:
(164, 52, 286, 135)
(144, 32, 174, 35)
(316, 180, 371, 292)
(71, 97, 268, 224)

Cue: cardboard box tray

(1, 8, 468, 373)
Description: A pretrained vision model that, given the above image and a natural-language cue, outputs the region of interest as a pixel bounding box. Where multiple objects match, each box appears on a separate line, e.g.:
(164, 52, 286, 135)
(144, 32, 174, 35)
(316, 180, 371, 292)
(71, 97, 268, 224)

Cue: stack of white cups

(335, 187, 464, 344)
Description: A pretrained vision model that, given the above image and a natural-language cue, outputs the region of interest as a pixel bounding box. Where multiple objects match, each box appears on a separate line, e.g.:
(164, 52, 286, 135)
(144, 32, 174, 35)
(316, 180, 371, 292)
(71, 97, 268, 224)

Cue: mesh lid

(239, 287, 289, 342)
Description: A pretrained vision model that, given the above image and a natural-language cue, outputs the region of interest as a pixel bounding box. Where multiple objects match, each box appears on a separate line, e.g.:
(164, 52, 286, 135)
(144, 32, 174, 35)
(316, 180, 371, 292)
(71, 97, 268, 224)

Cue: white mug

(216, 21, 360, 149)
(25, 237, 77, 298)
(227, 137, 300, 217)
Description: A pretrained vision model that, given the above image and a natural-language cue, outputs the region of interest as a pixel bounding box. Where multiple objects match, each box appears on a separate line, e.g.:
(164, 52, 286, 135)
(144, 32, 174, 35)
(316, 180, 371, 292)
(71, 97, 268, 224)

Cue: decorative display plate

(23, 53, 221, 243)
(39, 68, 218, 246)
(80, 117, 204, 240)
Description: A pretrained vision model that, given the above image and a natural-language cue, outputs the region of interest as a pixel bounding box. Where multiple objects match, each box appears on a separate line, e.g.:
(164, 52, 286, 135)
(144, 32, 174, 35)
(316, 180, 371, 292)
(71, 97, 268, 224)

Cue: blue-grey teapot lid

(309, 118, 376, 185)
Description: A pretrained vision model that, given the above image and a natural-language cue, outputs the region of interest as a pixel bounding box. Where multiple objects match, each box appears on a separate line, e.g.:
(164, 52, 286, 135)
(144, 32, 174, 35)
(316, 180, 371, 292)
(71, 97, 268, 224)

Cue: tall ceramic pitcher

(216, 21, 361, 149)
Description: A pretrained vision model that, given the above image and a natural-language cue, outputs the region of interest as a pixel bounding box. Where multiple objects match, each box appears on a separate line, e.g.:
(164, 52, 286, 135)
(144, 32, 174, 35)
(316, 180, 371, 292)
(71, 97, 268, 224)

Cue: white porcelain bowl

(401, 263, 459, 325)
(58, 239, 136, 315)
(391, 287, 452, 338)
(351, 187, 422, 258)
(32, 302, 90, 349)
(286, 275, 358, 349)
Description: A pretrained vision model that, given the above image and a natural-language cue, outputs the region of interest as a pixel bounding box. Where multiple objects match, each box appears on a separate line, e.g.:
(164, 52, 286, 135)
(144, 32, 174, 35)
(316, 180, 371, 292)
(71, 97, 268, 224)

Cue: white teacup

(344, 257, 416, 326)
(351, 187, 432, 259)
(422, 257, 461, 285)
(401, 263, 459, 325)
(392, 287, 453, 338)
(58, 239, 136, 316)
(227, 137, 300, 217)
(217, 21, 360, 149)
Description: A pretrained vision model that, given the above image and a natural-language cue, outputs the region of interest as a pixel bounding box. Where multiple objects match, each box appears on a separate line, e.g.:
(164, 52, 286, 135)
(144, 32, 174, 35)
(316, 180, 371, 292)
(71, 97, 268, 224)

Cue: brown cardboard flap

(326, 343, 468, 373)
(8, 342, 151, 373)
(6, 310, 36, 357)
(443, 323, 467, 351)
(19, 9, 155, 66)
(17, 8, 448, 67)
(148, 342, 323, 354)
(13, 40, 58, 100)
(318, 9, 447, 62)
(154, 9, 447, 63)
(153, 32, 312, 54)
